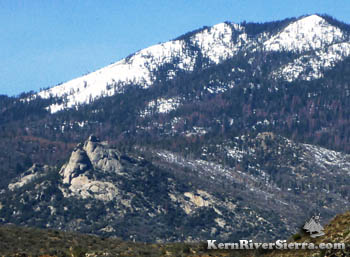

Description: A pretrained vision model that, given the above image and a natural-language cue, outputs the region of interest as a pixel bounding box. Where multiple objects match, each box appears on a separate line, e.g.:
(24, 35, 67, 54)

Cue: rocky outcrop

(4, 133, 350, 242)
(60, 148, 92, 184)
(8, 164, 49, 190)
(68, 176, 118, 201)
(59, 135, 122, 201)
(83, 135, 122, 173)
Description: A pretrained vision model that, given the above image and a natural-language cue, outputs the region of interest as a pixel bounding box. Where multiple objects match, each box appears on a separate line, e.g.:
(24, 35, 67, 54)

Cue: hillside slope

(1, 212, 350, 256)
(1, 133, 350, 243)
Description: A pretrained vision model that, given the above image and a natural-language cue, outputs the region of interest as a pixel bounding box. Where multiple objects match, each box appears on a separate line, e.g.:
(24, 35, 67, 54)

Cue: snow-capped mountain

(3, 14, 350, 245)
(37, 22, 249, 113)
(36, 14, 350, 113)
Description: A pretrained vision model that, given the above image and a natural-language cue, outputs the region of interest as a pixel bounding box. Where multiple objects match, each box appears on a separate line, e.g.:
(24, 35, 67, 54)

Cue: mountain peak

(300, 14, 324, 23)
(264, 14, 345, 52)
(35, 14, 350, 113)
(294, 14, 331, 31)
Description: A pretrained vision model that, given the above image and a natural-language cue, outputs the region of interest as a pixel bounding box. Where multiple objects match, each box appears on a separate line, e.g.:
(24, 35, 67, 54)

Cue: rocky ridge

(1, 133, 350, 242)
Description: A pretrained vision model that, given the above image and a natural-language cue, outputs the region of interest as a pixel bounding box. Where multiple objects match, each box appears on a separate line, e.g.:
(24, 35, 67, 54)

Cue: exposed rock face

(59, 135, 122, 201)
(60, 148, 92, 184)
(8, 164, 49, 190)
(83, 136, 122, 173)
(68, 177, 118, 201)
(169, 190, 215, 215)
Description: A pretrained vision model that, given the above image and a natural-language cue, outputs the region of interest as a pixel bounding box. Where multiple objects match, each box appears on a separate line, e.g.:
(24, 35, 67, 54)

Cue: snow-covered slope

(272, 42, 350, 81)
(38, 22, 249, 113)
(264, 15, 345, 52)
(38, 40, 195, 113)
(36, 14, 350, 113)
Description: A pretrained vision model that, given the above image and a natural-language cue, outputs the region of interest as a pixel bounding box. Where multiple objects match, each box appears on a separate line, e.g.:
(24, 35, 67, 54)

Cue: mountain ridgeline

(1, 14, 350, 244)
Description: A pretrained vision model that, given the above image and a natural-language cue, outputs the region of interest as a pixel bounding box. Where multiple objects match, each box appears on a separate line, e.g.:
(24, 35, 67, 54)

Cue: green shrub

(292, 232, 302, 241)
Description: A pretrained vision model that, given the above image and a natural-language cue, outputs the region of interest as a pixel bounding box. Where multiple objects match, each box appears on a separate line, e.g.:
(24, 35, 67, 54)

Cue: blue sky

(1, 0, 349, 96)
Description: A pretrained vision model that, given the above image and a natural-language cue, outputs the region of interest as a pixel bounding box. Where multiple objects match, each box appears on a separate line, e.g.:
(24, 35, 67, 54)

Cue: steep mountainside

(1, 134, 350, 242)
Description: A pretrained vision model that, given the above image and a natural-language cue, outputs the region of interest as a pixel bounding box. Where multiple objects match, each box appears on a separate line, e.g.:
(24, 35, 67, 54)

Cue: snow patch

(140, 97, 181, 117)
